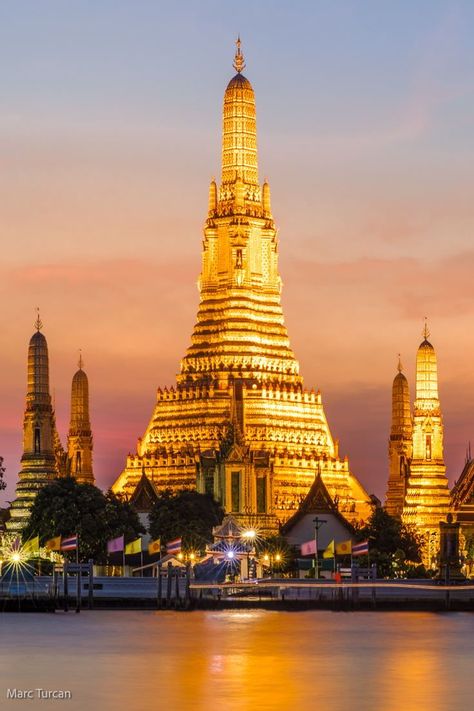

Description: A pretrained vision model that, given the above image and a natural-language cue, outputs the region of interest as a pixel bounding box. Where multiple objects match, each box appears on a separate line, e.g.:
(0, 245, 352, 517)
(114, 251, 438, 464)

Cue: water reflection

(0, 610, 473, 710)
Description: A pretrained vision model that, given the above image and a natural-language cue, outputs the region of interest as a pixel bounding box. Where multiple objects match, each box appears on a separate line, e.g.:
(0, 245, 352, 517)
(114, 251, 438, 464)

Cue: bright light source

(177, 552, 184, 560)
(226, 551, 235, 559)
(242, 529, 256, 540)
(275, 554, 281, 562)
(264, 554, 270, 562)
(11, 552, 21, 564)
(189, 553, 195, 561)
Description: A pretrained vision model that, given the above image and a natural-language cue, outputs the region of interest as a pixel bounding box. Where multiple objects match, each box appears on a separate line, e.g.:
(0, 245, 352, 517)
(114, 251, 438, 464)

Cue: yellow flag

(23, 536, 40, 555)
(335, 540, 352, 556)
(148, 539, 161, 555)
(45, 536, 62, 551)
(125, 538, 142, 555)
(323, 540, 335, 559)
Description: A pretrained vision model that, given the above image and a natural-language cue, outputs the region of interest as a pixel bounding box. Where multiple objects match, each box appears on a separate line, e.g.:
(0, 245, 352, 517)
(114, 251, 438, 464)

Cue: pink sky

(2, 4, 474, 504)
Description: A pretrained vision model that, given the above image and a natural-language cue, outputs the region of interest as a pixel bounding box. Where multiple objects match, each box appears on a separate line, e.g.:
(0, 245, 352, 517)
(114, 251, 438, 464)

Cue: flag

(45, 536, 62, 551)
(300, 539, 316, 556)
(125, 538, 142, 555)
(148, 539, 161, 556)
(61, 535, 78, 551)
(107, 535, 124, 554)
(23, 536, 40, 556)
(166, 538, 182, 555)
(323, 540, 335, 559)
(352, 540, 369, 557)
(335, 540, 352, 556)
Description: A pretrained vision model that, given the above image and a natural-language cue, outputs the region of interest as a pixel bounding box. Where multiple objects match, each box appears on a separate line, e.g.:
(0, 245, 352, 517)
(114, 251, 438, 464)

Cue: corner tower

(112, 40, 372, 530)
(385, 357, 412, 518)
(402, 323, 451, 540)
(67, 353, 94, 485)
(7, 313, 60, 531)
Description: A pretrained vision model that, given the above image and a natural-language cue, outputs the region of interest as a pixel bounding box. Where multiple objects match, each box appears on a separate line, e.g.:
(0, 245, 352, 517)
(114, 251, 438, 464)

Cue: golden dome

(27, 329, 49, 397)
(391, 370, 411, 435)
(415, 336, 439, 406)
(226, 73, 253, 91)
(70, 366, 90, 431)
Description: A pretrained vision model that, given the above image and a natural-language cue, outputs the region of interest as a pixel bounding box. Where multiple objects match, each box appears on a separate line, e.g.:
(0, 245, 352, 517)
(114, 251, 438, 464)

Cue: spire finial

(423, 316, 430, 340)
(233, 35, 246, 73)
(78, 349, 83, 370)
(397, 353, 403, 373)
(35, 307, 43, 332)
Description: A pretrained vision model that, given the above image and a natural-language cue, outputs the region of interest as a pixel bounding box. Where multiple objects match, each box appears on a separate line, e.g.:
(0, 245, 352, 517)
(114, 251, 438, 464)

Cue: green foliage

(354, 507, 424, 578)
(22, 478, 144, 563)
(148, 489, 224, 553)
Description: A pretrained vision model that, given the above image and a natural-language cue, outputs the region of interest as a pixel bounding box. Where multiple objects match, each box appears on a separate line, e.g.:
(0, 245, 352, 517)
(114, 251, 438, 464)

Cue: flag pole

(123, 539, 125, 577)
(75, 531, 81, 614)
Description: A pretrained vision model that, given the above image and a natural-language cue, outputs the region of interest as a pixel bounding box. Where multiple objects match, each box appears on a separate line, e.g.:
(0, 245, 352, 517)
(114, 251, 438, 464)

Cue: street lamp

(242, 529, 256, 579)
(313, 517, 327, 579)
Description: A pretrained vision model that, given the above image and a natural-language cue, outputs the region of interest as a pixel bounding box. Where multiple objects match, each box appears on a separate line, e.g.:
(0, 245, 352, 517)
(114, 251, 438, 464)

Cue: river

(0, 610, 473, 710)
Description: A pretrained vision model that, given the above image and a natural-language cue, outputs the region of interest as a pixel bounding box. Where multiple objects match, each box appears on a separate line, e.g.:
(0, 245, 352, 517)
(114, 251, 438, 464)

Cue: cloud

(285, 251, 474, 319)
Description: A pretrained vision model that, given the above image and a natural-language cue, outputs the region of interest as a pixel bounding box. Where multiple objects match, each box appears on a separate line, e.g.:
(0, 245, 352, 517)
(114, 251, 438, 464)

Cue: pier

(2, 570, 474, 612)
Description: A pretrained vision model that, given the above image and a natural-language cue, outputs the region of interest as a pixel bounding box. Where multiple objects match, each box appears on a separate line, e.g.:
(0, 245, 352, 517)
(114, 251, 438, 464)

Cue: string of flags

(19, 534, 165, 557)
(300, 538, 370, 558)
(106, 535, 179, 557)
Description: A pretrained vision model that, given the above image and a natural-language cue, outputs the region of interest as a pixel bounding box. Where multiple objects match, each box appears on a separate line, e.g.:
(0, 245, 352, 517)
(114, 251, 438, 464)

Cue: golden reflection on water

(0, 610, 473, 711)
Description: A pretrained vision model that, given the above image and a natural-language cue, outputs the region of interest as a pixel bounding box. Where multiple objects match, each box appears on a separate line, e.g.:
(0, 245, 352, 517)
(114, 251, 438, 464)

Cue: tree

(23, 478, 144, 563)
(0, 456, 6, 491)
(148, 489, 224, 553)
(354, 507, 424, 577)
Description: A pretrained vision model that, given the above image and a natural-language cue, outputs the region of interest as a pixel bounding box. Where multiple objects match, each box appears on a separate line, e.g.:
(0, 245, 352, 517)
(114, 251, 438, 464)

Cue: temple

(402, 323, 451, 534)
(7, 314, 63, 532)
(112, 40, 372, 531)
(385, 356, 412, 517)
(7, 315, 94, 531)
(67, 353, 94, 485)
(385, 323, 451, 561)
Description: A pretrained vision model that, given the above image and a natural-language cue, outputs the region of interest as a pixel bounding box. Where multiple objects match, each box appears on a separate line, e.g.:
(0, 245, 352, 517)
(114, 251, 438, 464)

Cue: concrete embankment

(2, 576, 474, 612)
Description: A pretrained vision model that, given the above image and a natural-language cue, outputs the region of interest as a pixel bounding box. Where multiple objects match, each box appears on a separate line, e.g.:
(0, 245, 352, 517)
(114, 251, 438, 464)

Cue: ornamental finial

(233, 35, 245, 73)
(397, 354, 403, 373)
(35, 307, 43, 332)
(423, 316, 430, 340)
(78, 349, 83, 370)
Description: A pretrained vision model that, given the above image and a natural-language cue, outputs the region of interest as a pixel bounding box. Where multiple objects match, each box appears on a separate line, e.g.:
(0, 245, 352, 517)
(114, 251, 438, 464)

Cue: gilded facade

(112, 41, 372, 531)
(385, 358, 412, 518)
(386, 324, 451, 562)
(67, 354, 94, 485)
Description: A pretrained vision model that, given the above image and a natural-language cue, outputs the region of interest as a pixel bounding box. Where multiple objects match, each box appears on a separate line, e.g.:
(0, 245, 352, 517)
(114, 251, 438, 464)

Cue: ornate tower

(385, 357, 412, 518)
(112, 40, 372, 530)
(67, 353, 94, 485)
(7, 313, 60, 531)
(402, 323, 451, 550)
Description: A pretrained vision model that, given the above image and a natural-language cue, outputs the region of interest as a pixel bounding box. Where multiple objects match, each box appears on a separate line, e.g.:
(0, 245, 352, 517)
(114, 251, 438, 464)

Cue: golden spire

(397, 353, 403, 373)
(415, 321, 439, 406)
(222, 38, 258, 188)
(233, 35, 245, 73)
(423, 316, 430, 341)
(78, 349, 83, 370)
(35, 307, 43, 332)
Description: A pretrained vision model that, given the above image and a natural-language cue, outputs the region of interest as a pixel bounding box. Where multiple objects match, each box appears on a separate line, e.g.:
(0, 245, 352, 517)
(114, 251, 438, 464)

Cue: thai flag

(61, 535, 78, 551)
(166, 538, 182, 554)
(352, 540, 369, 556)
